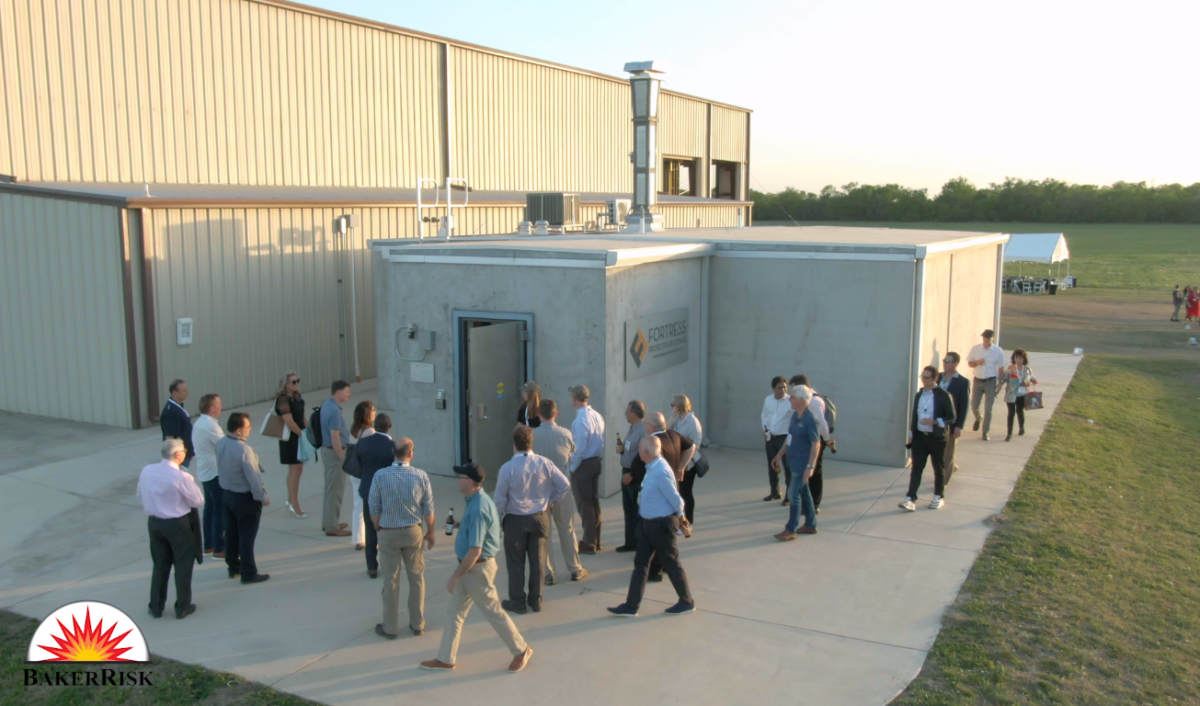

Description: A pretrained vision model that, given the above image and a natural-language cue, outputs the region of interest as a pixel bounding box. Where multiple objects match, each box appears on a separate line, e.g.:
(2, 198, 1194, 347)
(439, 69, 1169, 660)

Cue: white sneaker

(929, 496, 945, 510)
(898, 498, 916, 512)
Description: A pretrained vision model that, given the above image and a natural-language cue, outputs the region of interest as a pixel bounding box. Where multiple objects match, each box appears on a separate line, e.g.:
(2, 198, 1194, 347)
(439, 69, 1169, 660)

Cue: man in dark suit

(160, 379, 194, 467)
(937, 353, 970, 486)
(899, 366, 957, 512)
(354, 413, 395, 578)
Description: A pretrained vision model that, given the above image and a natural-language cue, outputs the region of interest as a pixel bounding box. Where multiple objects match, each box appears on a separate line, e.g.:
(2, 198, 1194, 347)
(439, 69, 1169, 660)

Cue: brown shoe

(212, 551, 225, 559)
(203, 548, 213, 555)
(419, 659, 455, 671)
(508, 647, 533, 673)
(325, 529, 352, 537)
(339, 523, 348, 529)
(796, 526, 818, 535)
(774, 531, 798, 541)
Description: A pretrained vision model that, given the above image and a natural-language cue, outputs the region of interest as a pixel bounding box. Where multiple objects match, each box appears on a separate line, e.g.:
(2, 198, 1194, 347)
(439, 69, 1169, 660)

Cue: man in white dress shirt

(967, 329, 1006, 441)
(191, 393, 225, 558)
(137, 439, 205, 619)
(568, 384, 605, 554)
(761, 377, 791, 502)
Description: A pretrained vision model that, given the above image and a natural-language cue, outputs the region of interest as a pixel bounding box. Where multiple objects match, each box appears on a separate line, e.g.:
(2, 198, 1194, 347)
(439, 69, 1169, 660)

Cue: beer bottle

(445, 508, 454, 536)
(615, 433, 623, 454)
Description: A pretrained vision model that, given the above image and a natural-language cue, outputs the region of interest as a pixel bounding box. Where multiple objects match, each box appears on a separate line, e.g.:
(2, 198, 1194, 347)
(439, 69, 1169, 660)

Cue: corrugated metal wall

(0, 192, 132, 426)
(0, 0, 442, 186)
(448, 46, 632, 192)
(1, 0, 749, 193)
(711, 105, 748, 162)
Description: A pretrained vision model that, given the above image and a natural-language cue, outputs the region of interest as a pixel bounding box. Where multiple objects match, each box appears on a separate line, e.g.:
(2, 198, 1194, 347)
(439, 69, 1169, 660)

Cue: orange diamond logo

(629, 328, 648, 368)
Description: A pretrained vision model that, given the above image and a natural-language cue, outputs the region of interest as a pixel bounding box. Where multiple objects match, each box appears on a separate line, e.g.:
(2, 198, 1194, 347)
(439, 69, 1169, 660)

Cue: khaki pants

(379, 525, 425, 634)
(438, 558, 527, 666)
(943, 428, 960, 484)
(970, 377, 999, 436)
(321, 449, 347, 532)
(544, 494, 583, 579)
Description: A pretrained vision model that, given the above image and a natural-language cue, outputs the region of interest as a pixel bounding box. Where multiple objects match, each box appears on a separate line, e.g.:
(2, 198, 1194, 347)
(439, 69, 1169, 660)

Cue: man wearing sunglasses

(937, 353, 970, 486)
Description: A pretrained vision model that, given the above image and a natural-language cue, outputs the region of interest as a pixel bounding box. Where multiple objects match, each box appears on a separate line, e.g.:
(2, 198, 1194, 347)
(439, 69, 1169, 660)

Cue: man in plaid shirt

(369, 437, 435, 639)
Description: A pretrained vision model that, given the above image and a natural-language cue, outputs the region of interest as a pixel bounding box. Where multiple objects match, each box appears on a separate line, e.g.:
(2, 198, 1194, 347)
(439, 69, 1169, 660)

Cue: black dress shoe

(175, 604, 196, 620)
(375, 624, 397, 640)
(148, 607, 162, 619)
(615, 545, 636, 553)
(501, 599, 528, 614)
(241, 573, 270, 584)
(781, 499, 790, 507)
(368, 569, 379, 579)
(973, 418, 981, 431)
(228, 570, 240, 579)
(763, 493, 781, 502)
(529, 600, 542, 613)
(647, 574, 664, 583)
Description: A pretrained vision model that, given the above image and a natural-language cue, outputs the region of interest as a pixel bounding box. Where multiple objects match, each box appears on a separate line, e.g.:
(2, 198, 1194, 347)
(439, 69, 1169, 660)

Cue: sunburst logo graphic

(27, 601, 149, 663)
(629, 328, 648, 367)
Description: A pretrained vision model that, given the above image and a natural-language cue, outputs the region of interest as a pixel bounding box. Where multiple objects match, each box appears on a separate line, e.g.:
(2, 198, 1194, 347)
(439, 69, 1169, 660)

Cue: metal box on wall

(525, 193, 580, 227)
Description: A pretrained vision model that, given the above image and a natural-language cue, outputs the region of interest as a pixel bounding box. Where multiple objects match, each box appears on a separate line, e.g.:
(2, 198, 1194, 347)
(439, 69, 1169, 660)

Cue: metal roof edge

(0, 182, 129, 207)
(916, 233, 1010, 259)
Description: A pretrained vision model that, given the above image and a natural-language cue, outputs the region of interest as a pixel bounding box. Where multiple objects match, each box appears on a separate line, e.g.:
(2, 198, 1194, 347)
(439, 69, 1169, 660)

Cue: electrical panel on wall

(177, 318, 193, 346)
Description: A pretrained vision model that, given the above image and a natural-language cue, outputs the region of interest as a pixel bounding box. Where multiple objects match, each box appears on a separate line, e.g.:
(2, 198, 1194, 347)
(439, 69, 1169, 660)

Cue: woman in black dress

(275, 371, 307, 518)
(517, 381, 542, 429)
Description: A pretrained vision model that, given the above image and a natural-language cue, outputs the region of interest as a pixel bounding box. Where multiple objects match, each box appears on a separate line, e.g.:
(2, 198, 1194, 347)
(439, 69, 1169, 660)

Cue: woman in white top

(347, 400, 376, 550)
(669, 394, 703, 534)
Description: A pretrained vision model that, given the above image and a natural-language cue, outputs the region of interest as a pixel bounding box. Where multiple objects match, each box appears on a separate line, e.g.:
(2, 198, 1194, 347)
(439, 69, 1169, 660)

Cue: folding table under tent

(1004, 232, 1071, 280)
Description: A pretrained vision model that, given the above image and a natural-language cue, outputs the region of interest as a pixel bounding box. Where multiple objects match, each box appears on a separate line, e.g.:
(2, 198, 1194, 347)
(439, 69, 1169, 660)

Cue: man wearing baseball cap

(966, 329, 1006, 440)
(421, 463, 533, 674)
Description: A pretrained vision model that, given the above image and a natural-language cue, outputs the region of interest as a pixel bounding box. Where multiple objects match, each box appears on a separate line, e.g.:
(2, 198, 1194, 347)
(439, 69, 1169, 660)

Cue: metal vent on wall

(525, 193, 580, 228)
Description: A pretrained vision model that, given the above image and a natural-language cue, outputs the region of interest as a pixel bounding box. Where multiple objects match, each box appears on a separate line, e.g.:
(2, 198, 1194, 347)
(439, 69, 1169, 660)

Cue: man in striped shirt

(368, 437, 435, 639)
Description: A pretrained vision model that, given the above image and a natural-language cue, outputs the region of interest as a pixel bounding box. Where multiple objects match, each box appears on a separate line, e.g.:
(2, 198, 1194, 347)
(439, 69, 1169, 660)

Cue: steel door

(467, 322, 525, 488)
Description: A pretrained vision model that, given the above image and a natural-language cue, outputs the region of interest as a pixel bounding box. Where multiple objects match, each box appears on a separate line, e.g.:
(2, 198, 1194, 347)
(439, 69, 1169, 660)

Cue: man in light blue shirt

(319, 381, 353, 536)
(421, 463, 533, 674)
(607, 436, 695, 618)
(568, 384, 605, 553)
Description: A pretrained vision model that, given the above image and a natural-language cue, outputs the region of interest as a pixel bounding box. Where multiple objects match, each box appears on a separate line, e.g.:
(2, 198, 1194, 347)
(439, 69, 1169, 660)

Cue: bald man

(607, 436, 695, 617)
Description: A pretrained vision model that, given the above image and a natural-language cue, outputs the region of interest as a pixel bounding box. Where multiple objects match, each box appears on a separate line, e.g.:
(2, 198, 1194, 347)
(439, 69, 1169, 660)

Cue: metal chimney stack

(623, 61, 665, 233)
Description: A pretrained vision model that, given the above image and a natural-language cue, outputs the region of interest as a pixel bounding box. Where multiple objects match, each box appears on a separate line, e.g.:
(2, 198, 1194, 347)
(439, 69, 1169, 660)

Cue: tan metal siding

(658, 203, 748, 229)
(0, 0, 442, 187)
(711, 105, 748, 162)
(947, 244, 1001, 360)
(658, 93, 707, 159)
(0, 192, 132, 426)
(447, 46, 632, 193)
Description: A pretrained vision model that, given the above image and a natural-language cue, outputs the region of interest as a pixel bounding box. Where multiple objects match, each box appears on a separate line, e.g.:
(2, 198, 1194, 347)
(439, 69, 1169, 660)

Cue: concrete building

(372, 226, 1008, 495)
(0, 0, 750, 428)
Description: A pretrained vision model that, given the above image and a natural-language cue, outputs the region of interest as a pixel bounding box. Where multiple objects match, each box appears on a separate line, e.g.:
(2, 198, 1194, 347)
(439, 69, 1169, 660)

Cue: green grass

(1, 610, 317, 705)
(755, 221, 1200, 291)
(891, 354, 1200, 704)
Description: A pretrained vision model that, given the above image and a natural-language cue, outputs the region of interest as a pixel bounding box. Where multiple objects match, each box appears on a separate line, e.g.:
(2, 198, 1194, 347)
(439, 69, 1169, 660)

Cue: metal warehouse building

(0, 0, 752, 428)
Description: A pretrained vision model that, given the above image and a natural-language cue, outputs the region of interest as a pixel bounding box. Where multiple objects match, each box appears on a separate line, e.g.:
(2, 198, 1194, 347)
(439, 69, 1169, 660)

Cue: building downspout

(993, 243, 1005, 344)
(908, 251, 927, 461)
(698, 254, 711, 444)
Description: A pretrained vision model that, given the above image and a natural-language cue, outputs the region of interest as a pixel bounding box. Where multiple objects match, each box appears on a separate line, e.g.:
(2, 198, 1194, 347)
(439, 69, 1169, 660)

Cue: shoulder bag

(1024, 384, 1044, 411)
(342, 443, 363, 479)
(693, 454, 711, 478)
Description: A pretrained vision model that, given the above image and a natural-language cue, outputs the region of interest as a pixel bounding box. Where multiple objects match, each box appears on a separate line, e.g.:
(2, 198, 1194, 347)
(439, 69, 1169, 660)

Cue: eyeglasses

(920, 375, 934, 380)
(289, 378, 300, 384)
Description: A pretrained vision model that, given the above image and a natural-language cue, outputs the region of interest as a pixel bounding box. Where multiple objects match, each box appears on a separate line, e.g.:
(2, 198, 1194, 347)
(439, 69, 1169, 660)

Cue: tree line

(750, 177, 1200, 223)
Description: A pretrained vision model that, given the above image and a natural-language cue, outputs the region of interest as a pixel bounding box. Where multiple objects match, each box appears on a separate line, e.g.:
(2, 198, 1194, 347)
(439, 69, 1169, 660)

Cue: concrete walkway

(0, 354, 1079, 705)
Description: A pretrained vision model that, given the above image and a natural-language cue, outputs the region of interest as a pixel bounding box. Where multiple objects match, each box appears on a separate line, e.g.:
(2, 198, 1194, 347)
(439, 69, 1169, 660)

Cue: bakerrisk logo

(27, 602, 148, 663)
(629, 328, 648, 368)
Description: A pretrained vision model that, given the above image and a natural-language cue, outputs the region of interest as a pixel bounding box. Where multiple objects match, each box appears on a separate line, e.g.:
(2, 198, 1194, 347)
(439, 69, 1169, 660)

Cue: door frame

(452, 310, 535, 465)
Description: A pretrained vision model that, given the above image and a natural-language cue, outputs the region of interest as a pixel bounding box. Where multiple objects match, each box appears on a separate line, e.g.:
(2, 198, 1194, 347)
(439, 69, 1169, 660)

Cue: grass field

(2, 610, 316, 705)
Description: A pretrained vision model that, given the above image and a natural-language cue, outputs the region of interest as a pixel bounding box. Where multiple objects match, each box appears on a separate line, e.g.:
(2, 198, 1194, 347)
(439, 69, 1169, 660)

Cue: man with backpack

(789, 375, 834, 512)
(319, 381, 354, 537)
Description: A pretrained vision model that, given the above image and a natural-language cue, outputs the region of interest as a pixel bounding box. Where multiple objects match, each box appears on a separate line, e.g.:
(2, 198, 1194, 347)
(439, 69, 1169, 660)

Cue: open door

(466, 321, 526, 489)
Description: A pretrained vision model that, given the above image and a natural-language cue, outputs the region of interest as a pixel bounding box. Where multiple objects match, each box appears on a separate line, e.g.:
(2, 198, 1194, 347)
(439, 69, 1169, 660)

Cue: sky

(306, 0, 1200, 195)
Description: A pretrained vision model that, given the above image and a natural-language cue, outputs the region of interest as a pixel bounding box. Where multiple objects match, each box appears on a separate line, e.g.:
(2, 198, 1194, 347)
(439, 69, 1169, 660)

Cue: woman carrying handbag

(669, 394, 705, 537)
(1002, 349, 1037, 442)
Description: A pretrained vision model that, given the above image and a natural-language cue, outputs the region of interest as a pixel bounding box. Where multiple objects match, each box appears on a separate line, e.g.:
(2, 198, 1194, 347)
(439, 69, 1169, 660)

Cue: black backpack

(816, 393, 837, 435)
(307, 406, 324, 449)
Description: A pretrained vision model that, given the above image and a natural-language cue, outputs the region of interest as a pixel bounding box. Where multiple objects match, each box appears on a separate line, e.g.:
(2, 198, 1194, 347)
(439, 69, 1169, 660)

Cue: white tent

(1004, 232, 1070, 280)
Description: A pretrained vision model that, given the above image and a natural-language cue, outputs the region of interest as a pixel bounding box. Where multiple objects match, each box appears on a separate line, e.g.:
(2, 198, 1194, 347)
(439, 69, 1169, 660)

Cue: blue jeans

(201, 478, 225, 553)
(784, 476, 816, 533)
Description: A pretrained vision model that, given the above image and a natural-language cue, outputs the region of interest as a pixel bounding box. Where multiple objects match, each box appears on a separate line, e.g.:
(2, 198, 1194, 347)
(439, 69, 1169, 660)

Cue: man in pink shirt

(137, 439, 205, 619)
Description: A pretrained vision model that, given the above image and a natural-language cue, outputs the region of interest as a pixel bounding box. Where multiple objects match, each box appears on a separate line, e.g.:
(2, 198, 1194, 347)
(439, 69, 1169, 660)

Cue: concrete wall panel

(948, 244, 1002, 361)
(0, 192, 132, 426)
(706, 257, 914, 467)
(919, 254, 952, 373)
(604, 259, 705, 497)
(376, 261, 606, 477)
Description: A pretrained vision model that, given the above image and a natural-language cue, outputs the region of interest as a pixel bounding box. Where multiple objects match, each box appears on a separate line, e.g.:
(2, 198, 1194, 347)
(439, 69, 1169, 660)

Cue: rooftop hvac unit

(601, 199, 631, 228)
(525, 193, 580, 228)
